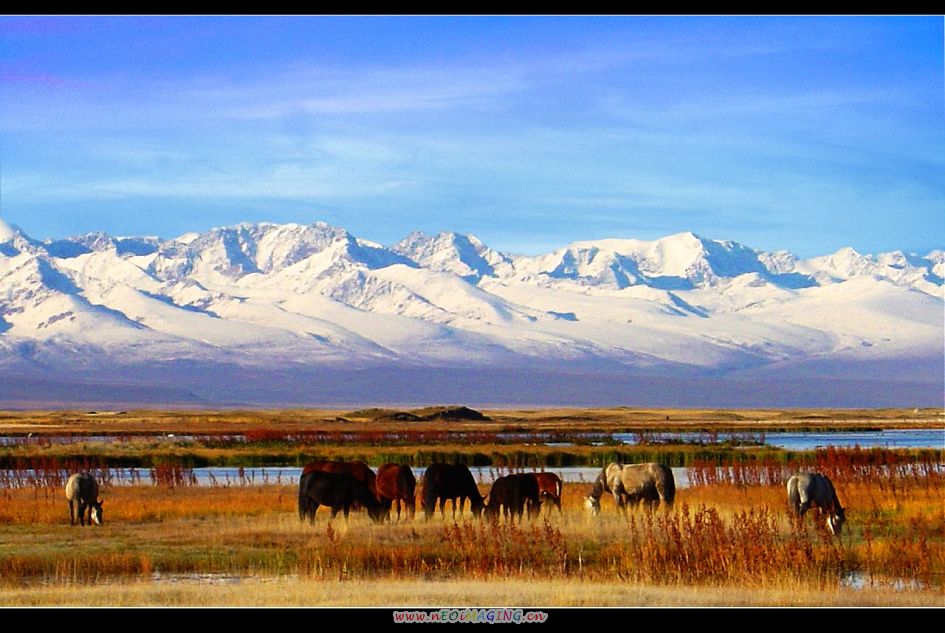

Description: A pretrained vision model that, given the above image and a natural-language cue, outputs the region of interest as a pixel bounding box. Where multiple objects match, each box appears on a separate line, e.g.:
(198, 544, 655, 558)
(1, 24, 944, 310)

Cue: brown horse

(301, 460, 378, 497)
(301, 460, 378, 519)
(585, 462, 675, 515)
(298, 471, 386, 523)
(533, 472, 563, 512)
(420, 463, 485, 519)
(485, 473, 541, 523)
(376, 463, 417, 521)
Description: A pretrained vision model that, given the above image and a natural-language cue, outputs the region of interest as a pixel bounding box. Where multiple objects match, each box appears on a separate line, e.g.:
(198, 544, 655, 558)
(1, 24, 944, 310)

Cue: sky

(1, 16, 942, 257)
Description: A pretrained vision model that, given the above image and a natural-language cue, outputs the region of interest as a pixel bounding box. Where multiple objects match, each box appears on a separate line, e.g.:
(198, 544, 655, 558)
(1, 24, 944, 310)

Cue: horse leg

(310, 503, 319, 523)
(613, 491, 627, 516)
(69, 500, 75, 526)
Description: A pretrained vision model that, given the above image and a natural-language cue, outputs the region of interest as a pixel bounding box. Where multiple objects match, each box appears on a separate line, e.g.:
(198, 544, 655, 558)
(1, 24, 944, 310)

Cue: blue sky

(1, 16, 942, 257)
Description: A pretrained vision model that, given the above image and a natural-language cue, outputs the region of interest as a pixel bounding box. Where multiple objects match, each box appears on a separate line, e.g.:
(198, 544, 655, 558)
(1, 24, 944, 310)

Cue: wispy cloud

(1, 16, 941, 258)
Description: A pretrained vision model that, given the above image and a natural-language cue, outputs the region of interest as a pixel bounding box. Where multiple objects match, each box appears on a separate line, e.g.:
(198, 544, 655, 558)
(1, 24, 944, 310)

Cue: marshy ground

(0, 406, 941, 607)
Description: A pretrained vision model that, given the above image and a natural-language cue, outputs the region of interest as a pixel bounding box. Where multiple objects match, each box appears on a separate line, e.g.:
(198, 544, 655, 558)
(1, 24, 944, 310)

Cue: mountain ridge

(1, 218, 941, 406)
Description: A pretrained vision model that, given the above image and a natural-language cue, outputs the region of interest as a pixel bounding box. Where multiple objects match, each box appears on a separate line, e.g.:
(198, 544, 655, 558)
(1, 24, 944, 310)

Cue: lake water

(2, 428, 940, 450)
(1, 428, 940, 489)
(609, 429, 945, 451)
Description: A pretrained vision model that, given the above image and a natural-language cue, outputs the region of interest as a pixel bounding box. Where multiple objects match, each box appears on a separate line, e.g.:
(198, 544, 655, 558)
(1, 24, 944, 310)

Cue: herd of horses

(297, 461, 564, 523)
(296, 460, 846, 534)
(64, 462, 847, 535)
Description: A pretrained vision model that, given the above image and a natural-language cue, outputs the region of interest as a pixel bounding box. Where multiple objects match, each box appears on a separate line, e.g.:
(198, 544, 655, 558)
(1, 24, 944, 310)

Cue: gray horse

(65, 473, 103, 526)
(585, 462, 675, 515)
(787, 472, 845, 535)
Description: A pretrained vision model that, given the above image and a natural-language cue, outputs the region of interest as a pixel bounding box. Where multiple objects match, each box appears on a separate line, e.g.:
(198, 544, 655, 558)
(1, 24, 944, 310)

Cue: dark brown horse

(298, 471, 385, 523)
(485, 473, 540, 523)
(421, 463, 485, 519)
(302, 460, 378, 497)
(376, 463, 417, 521)
(533, 472, 563, 513)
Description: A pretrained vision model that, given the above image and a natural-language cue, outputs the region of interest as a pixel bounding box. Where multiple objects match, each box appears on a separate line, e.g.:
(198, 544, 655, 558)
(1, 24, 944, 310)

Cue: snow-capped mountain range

(1, 216, 942, 407)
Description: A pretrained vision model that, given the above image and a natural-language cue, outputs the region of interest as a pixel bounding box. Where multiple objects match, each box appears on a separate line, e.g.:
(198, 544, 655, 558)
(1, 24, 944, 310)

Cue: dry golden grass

(0, 483, 297, 525)
(0, 475, 941, 607)
(1, 577, 941, 607)
(0, 407, 939, 606)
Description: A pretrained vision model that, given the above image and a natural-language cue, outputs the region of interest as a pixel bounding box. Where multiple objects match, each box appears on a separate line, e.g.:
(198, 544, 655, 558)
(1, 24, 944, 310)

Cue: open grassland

(1, 406, 941, 436)
(0, 408, 941, 606)
(2, 577, 941, 607)
(0, 467, 941, 606)
(0, 406, 941, 471)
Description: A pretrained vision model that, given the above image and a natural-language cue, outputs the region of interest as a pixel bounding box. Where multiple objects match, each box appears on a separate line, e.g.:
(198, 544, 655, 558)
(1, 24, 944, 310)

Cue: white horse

(585, 462, 675, 515)
(65, 473, 104, 526)
(787, 472, 845, 535)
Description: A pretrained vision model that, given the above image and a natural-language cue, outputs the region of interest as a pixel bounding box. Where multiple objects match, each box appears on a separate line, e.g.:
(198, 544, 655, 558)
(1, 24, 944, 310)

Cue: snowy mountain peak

(43, 232, 162, 259)
(515, 232, 781, 290)
(144, 220, 414, 283)
(0, 217, 942, 407)
(394, 230, 512, 280)
(809, 246, 875, 280)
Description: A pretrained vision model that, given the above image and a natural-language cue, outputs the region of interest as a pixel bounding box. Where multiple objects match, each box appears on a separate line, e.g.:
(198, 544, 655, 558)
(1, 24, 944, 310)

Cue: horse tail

(298, 473, 315, 522)
(298, 481, 308, 521)
(786, 476, 801, 516)
(657, 465, 675, 508)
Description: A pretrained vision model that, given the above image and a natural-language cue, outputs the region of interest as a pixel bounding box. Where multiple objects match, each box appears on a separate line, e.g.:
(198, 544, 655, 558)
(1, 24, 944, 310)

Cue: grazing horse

(533, 472, 563, 513)
(376, 463, 417, 521)
(301, 460, 378, 498)
(787, 472, 846, 535)
(585, 462, 675, 516)
(298, 471, 386, 523)
(65, 473, 103, 526)
(420, 463, 485, 520)
(485, 473, 541, 523)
